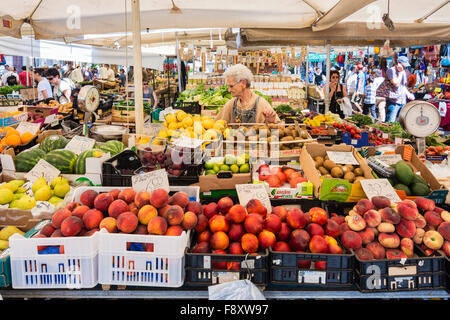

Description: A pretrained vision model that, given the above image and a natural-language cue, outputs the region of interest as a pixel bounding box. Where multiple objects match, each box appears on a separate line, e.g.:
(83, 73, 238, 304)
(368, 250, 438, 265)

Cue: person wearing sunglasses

(215, 64, 279, 124)
(324, 70, 347, 119)
(46, 68, 74, 104)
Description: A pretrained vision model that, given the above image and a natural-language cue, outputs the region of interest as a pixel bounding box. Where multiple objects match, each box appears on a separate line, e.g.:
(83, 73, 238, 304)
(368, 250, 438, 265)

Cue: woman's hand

(263, 108, 277, 123)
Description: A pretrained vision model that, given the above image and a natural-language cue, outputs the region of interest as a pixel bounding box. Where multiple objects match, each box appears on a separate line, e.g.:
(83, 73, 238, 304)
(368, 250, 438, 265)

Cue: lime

(236, 155, 246, 165)
(239, 163, 250, 173)
(213, 164, 221, 173)
(205, 161, 215, 170)
(206, 170, 216, 175)
(230, 164, 239, 173)
(220, 164, 230, 172)
(224, 155, 236, 165)
(244, 153, 249, 163)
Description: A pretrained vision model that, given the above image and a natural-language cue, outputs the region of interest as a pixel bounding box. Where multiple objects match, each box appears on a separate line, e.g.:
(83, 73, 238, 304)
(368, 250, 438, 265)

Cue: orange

(1, 127, 14, 134)
(5, 135, 21, 147)
(5, 129, 20, 138)
(20, 132, 35, 145)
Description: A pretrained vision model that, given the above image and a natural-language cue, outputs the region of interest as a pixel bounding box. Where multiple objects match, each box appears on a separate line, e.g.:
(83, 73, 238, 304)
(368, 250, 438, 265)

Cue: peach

(227, 204, 247, 224)
(186, 201, 203, 216)
(209, 214, 230, 233)
(192, 241, 210, 253)
(211, 250, 227, 270)
(116, 212, 138, 233)
(347, 213, 366, 231)
(339, 223, 351, 235)
(386, 249, 408, 260)
(309, 235, 328, 253)
(217, 197, 234, 214)
(117, 188, 136, 204)
(441, 210, 450, 223)
(241, 233, 259, 253)
(137, 205, 158, 225)
(415, 197, 435, 212)
(94, 192, 114, 213)
(328, 243, 343, 254)
(420, 244, 435, 256)
(396, 219, 416, 239)
(264, 214, 282, 234)
(108, 199, 129, 219)
(244, 213, 264, 235)
(423, 230, 444, 250)
(358, 227, 375, 245)
(51, 208, 72, 228)
(273, 241, 291, 252)
(397, 203, 419, 221)
(61, 216, 83, 237)
(355, 199, 374, 215)
(197, 230, 212, 243)
(309, 207, 328, 225)
(133, 224, 148, 235)
(330, 214, 346, 225)
(379, 207, 401, 224)
(108, 189, 120, 200)
(366, 242, 386, 259)
(80, 190, 98, 207)
(158, 205, 170, 219)
(82, 209, 103, 229)
(307, 223, 324, 237)
(210, 231, 230, 250)
(165, 225, 183, 236)
(363, 209, 382, 228)
(194, 214, 208, 233)
(39, 222, 55, 237)
(71, 205, 90, 220)
(228, 241, 244, 255)
(437, 222, 450, 241)
(315, 261, 327, 270)
(276, 222, 291, 241)
(134, 191, 151, 209)
(377, 222, 395, 233)
(82, 228, 99, 237)
(258, 230, 276, 249)
(65, 201, 80, 212)
(371, 196, 390, 209)
(296, 251, 312, 268)
(203, 202, 219, 219)
(371, 227, 379, 237)
(228, 223, 245, 242)
(341, 230, 362, 250)
(165, 205, 184, 226)
(413, 228, 425, 244)
(150, 188, 169, 208)
(323, 235, 338, 246)
(414, 214, 427, 229)
(304, 212, 312, 225)
(168, 191, 189, 208)
(286, 208, 307, 229)
(128, 202, 139, 215)
(288, 229, 310, 251)
(246, 199, 267, 217)
(51, 228, 63, 237)
(355, 247, 374, 261)
(424, 211, 443, 228)
(400, 238, 414, 258)
(378, 232, 400, 248)
(147, 216, 168, 235)
(325, 219, 341, 237)
(272, 206, 288, 221)
(181, 211, 198, 230)
(442, 240, 450, 256)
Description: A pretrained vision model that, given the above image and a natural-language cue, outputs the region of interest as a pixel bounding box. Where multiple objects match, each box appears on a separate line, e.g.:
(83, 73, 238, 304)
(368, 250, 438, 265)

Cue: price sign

(24, 159, 61, 184)
(0, 154, 15, 171)
(326, 151, 359, 165)
(360, 178, 401, 203)
(375, 154, 402, 166)
(236, 183, 271, 212)
(16, 122, 41, 136)
(132, 169, 170, 193)
(44, 114, 59, 127)
(64, 136, 96, 155)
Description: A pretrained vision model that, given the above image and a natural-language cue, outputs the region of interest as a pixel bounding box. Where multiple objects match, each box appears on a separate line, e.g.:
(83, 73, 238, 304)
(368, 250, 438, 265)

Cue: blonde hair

(223, 64, 253, 88)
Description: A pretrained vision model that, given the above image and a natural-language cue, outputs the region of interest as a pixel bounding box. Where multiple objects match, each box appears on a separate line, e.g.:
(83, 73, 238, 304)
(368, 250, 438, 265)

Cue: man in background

(32, 68, 53, 101)
(19, 66, 32, 86)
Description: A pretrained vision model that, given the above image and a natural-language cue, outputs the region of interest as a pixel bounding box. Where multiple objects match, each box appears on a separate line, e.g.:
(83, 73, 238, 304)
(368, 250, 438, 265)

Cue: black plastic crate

(173, 101, 201, 114)
(102, 149, 142, 187)
(354, 245, 446, 292)
(444, 255, 450, 293)
(324, 201, 357, 217)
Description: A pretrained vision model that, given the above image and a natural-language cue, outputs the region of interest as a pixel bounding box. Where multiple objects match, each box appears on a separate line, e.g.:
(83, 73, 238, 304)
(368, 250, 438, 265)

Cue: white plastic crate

(9, 231, 99, 289)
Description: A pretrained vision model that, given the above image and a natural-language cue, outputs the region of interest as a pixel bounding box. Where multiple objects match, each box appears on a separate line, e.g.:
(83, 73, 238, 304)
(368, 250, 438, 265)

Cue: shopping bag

(339, 97, 353, 117)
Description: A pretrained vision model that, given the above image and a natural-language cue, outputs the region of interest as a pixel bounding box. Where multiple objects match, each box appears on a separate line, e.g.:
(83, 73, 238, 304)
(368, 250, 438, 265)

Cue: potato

(323, 159, 337, 170)
(318, 166, 329, 176)
(354, 168, 363, 177)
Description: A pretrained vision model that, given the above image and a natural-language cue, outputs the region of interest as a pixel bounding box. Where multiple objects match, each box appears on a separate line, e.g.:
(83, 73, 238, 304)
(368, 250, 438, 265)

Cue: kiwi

(281, 136, 294, 142)
(344, 172, 355, 183)
(314, 160, 320, 169)
(300, 130, 309, 139)
(323, 159, 337, 170)
(323, 174, 333, 179)
(342, 166, 349, 174)
(318, 166, 329, 176)
(331, 166, 344, 178)
(354, 168, 363, 177)
(344, 164, 355, 172)
(315, 156, 324, 167)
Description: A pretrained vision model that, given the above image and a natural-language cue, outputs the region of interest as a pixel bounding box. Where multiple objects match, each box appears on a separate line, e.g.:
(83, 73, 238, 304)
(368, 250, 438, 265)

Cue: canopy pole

(176, 32, 182, 93)
(324, 42, 331, 114)
(131, 0, 144, 135)
(305, 45, 309, 103)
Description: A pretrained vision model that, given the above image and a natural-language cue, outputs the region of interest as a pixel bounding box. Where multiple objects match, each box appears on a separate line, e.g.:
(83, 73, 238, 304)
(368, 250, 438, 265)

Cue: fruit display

(303, 113, 337, 127)
(39, 135, 69, 153)
(388, 160, 431, 196)
(0, 226, 24, 251)
(99, 140, 125, 157)
(138, 146, 190, 177)
(425, 145, 450, 157)
(313, 155, 366, 184)
(337, 196, 449, 260)
(257, 164, 307, 188)
(0, 126, 39, 151)
(204, 154, 250, 175)
(36, 100, 73, 114)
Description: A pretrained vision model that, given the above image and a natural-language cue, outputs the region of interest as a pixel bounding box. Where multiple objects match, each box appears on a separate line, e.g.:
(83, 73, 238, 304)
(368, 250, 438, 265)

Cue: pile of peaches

(257, 164, 308, 188)
(191, 196, 344, 270)
(337, 196, 450, 261)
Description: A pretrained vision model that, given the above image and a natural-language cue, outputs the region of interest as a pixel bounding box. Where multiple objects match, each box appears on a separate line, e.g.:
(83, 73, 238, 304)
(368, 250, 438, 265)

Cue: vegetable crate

(173, 101, 201, 115)
(342, 132, 375, 148)
(9, 231, 99, 289)
(354, 245, 446, 292)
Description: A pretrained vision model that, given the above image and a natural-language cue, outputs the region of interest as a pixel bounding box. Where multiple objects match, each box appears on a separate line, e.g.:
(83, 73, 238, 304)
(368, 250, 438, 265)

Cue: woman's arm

(62, 89, 72, 102)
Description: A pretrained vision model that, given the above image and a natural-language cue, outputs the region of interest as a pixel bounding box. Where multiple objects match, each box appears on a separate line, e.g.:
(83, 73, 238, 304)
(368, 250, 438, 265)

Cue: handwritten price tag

(16, 122, 41, 136)
(360, 179, 401, 203)
(375, 154, 402, 166)
(236, 183, 271, 212)
(326, 151, 359, 165)
(24, 159, 61, 184)
(64, 136, 96, 155)
(132, 169, 170, 193)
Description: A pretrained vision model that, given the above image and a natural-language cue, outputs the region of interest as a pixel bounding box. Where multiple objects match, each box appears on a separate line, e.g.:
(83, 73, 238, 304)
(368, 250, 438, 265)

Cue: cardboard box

(300, 143, 374, 201)
(193, 172, 251, 192)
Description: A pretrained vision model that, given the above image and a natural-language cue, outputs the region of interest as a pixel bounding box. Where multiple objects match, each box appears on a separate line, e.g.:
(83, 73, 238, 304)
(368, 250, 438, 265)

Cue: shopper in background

(363, 75, 376, 117)
(99, 64, 107, 80)
(70, 65, 84, 83)
(373, 69, 387, 122)
(345, 65, 357, 99)
(386, 56, 414, 122)
(307, 67, 315, 83)
(354, 64, 366, 104)
(324, 69, 347, 119)
(216, 64, 279, 123)
(118, 69, 126, 87)
(46, 68, 74, 104)
(105, 64, 116, 81)
(19, 66, 32, 86)
(32, 68, 53, 101)
(2, 66, 18, 86)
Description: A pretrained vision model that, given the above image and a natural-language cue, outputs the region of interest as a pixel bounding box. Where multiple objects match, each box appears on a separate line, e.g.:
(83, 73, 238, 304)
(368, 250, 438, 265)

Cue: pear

(8, 180, 25, 190)
(8, 200, 19, 209)
(51, 177, 69, 189)
(34, 185, 52, 202)
(53, 182, 70, 198)
(15, 194, 36, 210)
(32, 177, 48, 194)
(48, 196, 63, 206)
(0, 182, 18, 193)
(0, 188, 14, 205)
(13, 193, 24, 201)
(16, 187, 27, 193)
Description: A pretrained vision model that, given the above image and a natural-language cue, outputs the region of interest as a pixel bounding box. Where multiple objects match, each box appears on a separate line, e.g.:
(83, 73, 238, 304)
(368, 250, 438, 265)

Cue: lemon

(239, 163, 250, 173)
(202, 118, 214, 130)
(176, 110, 187, 122)
(168, 122, 178, 130)
(213, 122, 225, 132)
(182, 116, 193, 128)
(165, 113, 176, 124)
(230, 164, 239, 173)
(158, 130, 168, 138)
(193, 115, 202, 123)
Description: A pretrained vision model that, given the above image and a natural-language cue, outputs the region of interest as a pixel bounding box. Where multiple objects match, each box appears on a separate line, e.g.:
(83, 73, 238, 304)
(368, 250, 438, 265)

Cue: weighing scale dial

(398, 101, 441, 138)
(78, 85, 100, 113)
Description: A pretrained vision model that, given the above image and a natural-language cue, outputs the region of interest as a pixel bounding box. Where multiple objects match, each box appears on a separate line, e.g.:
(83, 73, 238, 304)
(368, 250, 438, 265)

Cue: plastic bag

(338, 97, 353, 117)
(208, 280, 266, 300)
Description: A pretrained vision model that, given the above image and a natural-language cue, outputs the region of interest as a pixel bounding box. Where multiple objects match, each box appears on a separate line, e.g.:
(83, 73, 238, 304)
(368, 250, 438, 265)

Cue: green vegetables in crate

(349, 114, 373, 126)
(177, 84, 232, 106)
(0, 85, 25, 96)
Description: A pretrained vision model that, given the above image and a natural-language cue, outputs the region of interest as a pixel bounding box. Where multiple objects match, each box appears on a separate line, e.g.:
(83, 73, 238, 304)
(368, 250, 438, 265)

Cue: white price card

(24, 159, 61, 184)
(360, 178, 401, 203)
(326, 151, 359, 165)
(132, 169, 170, 193)
(16, 122, 41, 136)
(0, 154, 15, 171)
(375, 154, 402, 166)
(64, 136, 96, 155)
(44, 114, 59, 127)
(236, 183, 271, 212)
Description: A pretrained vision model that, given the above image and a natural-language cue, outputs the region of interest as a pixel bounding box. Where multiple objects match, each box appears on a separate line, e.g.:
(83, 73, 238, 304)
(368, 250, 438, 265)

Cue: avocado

(395, 161, 415, 186)
(394, 184, 412, 196)
(411, 183, 430, 196)
(412, 174, 428, 186)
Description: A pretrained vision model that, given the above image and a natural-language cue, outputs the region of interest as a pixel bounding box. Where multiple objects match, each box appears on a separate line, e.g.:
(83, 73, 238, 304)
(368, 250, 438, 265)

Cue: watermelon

(40, 135, 68, 153)
(44, 149, 78, 173)
(14, 148, 46, 172)
(74, 149, 104, 174)
(100, 140, 125, 156)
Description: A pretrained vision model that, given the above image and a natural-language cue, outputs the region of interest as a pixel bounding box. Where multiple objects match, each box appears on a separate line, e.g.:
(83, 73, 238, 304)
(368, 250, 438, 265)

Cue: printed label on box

(298, 270, 326, 284)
